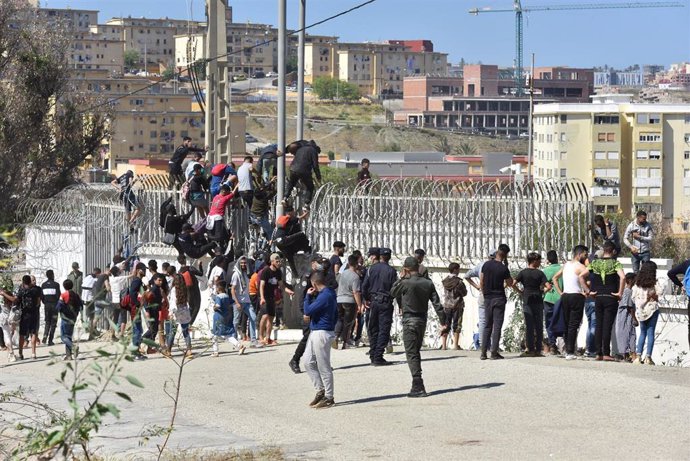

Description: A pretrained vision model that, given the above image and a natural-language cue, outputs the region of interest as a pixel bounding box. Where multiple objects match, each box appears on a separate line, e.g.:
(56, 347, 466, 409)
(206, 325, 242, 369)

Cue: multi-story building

(225, 22, 276, 76)
(36, 8, 98, 33)
(69, 33, 125, 74)
(102, 17, 206, 71)
(533, 94, 690, 231)
(305, 40, 447, 97)
(174, 33, 206, 72)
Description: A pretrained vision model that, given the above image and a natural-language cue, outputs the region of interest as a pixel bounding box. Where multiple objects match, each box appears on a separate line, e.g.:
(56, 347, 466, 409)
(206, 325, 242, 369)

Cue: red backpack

(211, 163, 227, 177)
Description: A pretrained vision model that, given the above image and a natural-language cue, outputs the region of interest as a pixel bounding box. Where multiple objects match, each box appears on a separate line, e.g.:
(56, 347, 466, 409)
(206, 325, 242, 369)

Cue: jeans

(561, 293, 585, 355)
(585, 299, 597, 354)
(132, 310, 143, 350)
(523, 300, 544, 353)
(367, 302, 393, 361)
(594, 296, 618, 356)
(60, 319, 75, 355)
(334, 303, 357, 344)
(544, 301, 556, 346)
(481, 296, 506, 355)
(43, 303, 59, 344)
(636, 309, 660, 357)
(168, 165, 184, 191)
(143, 307, 160, 343)
(477, 298, 490, 349)
(250, 212, 273, 241)
(631, 251, 651, 274)
(166, 322, 191, 350)
(233, 302, 256, 341)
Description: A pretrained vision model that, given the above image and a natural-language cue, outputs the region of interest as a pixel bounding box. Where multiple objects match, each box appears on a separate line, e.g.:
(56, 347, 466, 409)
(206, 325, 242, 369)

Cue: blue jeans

(477, 299, 490, 349)
(132, 310, 143, 351)
(166, 322, 190, 350)
(636, 309, 660, 356)
(61, 319, 75, 355)
(233, 302, 257, 341)
(585, 299, 596, 354)
(631, 251, 651, 273)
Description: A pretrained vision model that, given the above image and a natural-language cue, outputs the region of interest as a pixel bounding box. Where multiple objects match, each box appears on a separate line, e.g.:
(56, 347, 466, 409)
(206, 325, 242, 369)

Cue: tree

(0, 1, 113, 224)
(161, 67, 175, 81)
(455, 141, 477, 156)
(312, 76, 360, 102)
(286, 55, 298, 74)
(124, 49, 140, 69)
(434, 135, 452, 155)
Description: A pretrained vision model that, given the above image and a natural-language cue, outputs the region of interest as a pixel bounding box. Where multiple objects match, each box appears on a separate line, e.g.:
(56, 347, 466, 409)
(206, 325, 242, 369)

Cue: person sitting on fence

(282, 140, 322, 211)
(188, 164, 209, 218)
(111, 170, 142, 225)
(249, 177, 277, 244)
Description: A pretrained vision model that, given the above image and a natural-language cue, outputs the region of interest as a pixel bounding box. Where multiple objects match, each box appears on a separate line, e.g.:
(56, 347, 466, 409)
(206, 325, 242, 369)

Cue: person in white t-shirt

(237, 156, 254, 208)
(184, 152, 204, 180)
(208, 258, 228, 295)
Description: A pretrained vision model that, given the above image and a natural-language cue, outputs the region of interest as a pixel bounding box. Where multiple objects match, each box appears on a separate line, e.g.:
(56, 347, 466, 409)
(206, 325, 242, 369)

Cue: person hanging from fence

(273, 203, 311, 276)
(169, 136, 207, 191)
(210, 162, 238, 199)
(188, 163, 210, 218)
(282, 140, 322, 212)
(111, 169, 142, 226)
(207, 183, 240, 254)
(178, 223, 218, 259)
(160, 198, 195, 256)
(249, 176, 277, 247)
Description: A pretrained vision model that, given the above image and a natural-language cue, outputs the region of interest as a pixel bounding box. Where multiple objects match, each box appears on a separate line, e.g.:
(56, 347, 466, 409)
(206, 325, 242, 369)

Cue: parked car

(245, 133, 258, 143)
(251, 71, 266, 79)
(232, 74, 247, 82)
(519, 131, 531, 139)
(266, 71, 278, 77)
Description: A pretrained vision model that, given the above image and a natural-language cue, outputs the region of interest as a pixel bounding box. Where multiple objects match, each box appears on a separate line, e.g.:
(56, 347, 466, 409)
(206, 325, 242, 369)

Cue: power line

(78, 0, 379, 115)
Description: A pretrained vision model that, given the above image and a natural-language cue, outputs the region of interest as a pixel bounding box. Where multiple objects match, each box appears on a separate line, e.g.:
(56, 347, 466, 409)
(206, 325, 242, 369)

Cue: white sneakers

(565, 354, 577, 361)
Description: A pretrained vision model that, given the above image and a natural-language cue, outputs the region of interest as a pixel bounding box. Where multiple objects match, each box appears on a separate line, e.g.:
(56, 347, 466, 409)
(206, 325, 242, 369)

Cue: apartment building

(103, 17, 206, 71)
(225, 22, 276, 76)
(69, 33, 125, 74)
(36, 8, 98, 33)
(305, 40, 447, 97)
(174, 33, 206, 71)
(533, 94, 690, 231)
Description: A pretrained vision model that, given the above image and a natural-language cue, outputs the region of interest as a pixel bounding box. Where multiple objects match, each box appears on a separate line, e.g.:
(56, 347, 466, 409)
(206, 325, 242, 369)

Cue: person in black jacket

(283, 140, 322, 209)
(41, 270, 61, 346)
(667, 258, 690, 348)
(169, 136, 207, 190)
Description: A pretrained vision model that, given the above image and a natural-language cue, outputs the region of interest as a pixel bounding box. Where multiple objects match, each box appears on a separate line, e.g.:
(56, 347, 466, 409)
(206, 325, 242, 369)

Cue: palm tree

(455, 141, 477, 156)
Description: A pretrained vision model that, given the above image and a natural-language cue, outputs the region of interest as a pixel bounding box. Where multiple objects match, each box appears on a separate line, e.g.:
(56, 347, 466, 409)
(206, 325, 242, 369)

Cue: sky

(42, 0, 690, 69)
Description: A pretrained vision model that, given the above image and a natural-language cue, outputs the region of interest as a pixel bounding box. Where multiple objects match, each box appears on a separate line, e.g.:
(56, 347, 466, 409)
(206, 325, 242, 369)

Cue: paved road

(1, 340, 689, 460)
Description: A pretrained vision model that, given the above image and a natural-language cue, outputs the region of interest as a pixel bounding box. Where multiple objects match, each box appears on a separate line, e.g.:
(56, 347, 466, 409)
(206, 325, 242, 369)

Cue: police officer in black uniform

(391, 257, 446, 397)
(41, 270, 61, 345)
(362, 247, 397, 366)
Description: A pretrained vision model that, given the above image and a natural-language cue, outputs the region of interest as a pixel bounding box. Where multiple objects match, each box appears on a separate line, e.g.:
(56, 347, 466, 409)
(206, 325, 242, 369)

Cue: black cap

(414, 248, 426, 257)
(310, 253, 326, 263)
(380, 248, 392, 256)
(367, 247, 380, 256)
(333, 241, 346, 248)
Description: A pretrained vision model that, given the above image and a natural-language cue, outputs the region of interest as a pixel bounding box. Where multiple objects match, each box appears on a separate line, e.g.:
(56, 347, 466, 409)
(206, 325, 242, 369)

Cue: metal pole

(296, 0, 306, 140)
(527, 52, 535, 182)
(276, 0, 287, 217)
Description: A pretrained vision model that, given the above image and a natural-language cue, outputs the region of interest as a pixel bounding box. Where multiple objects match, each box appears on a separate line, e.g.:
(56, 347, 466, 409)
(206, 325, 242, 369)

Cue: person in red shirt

(207, 183, 238, 252)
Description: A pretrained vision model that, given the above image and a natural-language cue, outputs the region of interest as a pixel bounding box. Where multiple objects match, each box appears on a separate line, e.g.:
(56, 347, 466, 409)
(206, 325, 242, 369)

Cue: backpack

(211, 163, 227, 177)
(275, 215, 290, 230)
(442, 276, 467, 311)
(683, 264, 690, 296)
(119, 284, 132, 310)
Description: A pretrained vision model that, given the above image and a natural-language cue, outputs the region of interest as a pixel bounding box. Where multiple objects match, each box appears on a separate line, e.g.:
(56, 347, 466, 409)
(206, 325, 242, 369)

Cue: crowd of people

(2, 135, 689, 411)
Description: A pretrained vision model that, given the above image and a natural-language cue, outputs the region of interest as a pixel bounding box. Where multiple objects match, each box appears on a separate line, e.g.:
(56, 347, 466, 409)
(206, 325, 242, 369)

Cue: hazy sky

(43, 0, 690, 68)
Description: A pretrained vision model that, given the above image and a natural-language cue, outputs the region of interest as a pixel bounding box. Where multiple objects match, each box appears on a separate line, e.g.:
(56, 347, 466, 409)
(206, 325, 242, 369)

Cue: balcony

(591, 187, 619, 197)
(633, 178, 662, 187)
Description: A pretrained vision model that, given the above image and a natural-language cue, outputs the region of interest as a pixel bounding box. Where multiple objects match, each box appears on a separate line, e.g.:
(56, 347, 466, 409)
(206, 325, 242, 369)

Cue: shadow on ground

(336, 382, 505, 406)
(334, 355, 463, 371)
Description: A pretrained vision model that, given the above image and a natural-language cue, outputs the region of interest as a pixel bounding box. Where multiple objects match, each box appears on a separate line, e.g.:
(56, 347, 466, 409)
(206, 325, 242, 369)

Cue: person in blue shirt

(302, 271, 338, 409)
(211, 280, 246, 357)
(209, 163, 238, 199)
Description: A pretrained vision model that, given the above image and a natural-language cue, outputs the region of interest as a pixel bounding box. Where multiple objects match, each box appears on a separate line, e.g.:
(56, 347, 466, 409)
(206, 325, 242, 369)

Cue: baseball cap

(380, 248, 392, 256)
(367, 247, 380, 257)
(403, 256, 419, 269)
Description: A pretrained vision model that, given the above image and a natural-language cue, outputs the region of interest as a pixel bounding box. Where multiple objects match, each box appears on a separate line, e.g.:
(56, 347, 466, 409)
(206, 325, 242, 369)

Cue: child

(57, 279, 83, 361)
(211, 280, 246, 357)
(514, 252, 550, 357)
(632, 261, 661, 365)
(615, 273, 638, 362)
(441, 262, 468, 350)
(167, 273, 193, 358)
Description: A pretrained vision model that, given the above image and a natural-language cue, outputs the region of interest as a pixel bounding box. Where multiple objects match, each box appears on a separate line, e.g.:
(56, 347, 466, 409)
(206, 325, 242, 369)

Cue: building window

(560, 133, 566, 142)
(560, 114, 567, 123)
(594, 115, 619, 124)
(560, 168, 566, 178)
(598, 133, 606, 142)
(607, 133, 615, 142)
(650, 168, 661, 178)
(649, 150, 661, 160)
(595, 168, 619, 177)
(683, 222, 690, 232)
(685, 115, 690, 124)
(594, 151, 606, 160)
(685, 151, 690, 160)
(636, 168, 648, 178)
(637, 114, 648, 124)
(685, 169, 690, 178)
(637, 187, 648, 197)
(649, 114, 661, 124)
(608, 151, 619, 160)
(684, 187, 690, 196)
(639, 133, 661, 142)
(560, 151, 567, 160)
(636, 150, 649, 159)
(649, 187, 661, 197)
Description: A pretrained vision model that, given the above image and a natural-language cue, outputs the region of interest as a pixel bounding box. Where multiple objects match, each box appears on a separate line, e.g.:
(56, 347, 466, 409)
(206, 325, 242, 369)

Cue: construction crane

(469, 1, 685, 95)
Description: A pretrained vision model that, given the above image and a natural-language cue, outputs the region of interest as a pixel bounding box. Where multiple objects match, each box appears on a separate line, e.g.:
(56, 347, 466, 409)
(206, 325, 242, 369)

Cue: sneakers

(480, 353, 488, 360)
(371, 358, 393, 366)
(238, 344, 246, 355)
(408, 377, 427, 398)
(519, 351, 533, 358)
(184, 351, 194, 359)
(289, 359, 302, 374)
(565, 354, 577, 361)
(133, 354, 148, 361)
(279, 325, 286, 330)
(309, 390, 325, 407)
(313, 397, 335, 409)
(385, 345, 394, 354)
(583, 352, 597, 359)
(331, 339, 338, 350)
(644, 356, 655, 366)
(490, 353, 504, 360)
(211, 352, 220, 358)
(632, 357, 642, 365)
(8, 353, 16, 363)
(63, 354, 73, 361)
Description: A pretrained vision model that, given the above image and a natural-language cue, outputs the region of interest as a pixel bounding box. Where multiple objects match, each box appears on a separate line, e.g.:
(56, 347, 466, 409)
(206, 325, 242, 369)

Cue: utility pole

(296, 0, 306, 140)
(205, 0, 231, 164)
(527, 53, 535, 182)
(276, 0, 287, 217)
